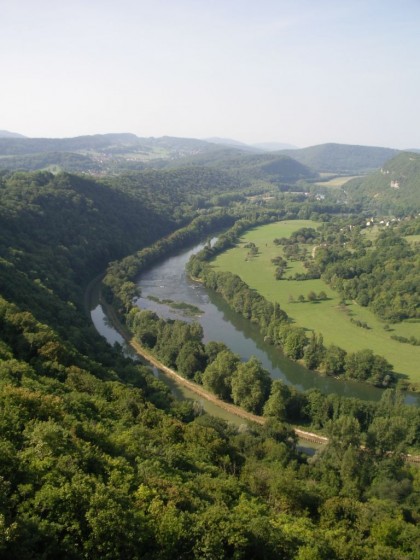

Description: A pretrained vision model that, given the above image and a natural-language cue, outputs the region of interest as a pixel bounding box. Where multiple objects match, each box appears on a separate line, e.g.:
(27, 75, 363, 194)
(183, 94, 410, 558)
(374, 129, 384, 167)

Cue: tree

(322, 345, 346, 376)
(176, 341, 207, 380)
(366, 416, 410, 457)
(231, 357, 272, 414)
(202, 350, 239, 401)
(307, 291, 317, 302)
(263, 380, 291, 421)
(305, 389, 332, 429)
(205, 341, 229, 364)
(303, 333, 325, 370)
(344, 349, 393, 385)
(129, 309, 160, 348)
(319, 416, 367, 498)
(282, 327, 307, 360)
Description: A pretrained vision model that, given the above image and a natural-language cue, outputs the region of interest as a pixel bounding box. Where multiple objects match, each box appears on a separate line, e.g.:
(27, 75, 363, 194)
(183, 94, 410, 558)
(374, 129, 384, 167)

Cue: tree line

(187, 221, 395, 387)
(316, 222, 420, 323)
(126, 304, 419, 449)
(1, 170, 419, 558)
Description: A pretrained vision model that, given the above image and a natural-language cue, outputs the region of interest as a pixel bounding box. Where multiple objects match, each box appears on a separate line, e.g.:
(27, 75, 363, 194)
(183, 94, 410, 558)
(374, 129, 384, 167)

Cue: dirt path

(129, 325, 420, 462)
(97, 294, 420, 462)
(131, 338, 265, 425)
(103, 297, 329, 443)
(131, 338, 332, 442)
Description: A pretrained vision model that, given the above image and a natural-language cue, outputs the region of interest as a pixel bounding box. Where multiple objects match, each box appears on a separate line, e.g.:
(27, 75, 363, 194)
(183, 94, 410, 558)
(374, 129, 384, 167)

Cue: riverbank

(211, 220, 420, 386)
(101, 293, 330, 445)
(89, 277, 420, 462)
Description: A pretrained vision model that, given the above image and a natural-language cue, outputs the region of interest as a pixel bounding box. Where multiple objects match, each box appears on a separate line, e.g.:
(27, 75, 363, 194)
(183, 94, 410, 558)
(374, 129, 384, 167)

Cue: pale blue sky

(1, 0, 419, 148)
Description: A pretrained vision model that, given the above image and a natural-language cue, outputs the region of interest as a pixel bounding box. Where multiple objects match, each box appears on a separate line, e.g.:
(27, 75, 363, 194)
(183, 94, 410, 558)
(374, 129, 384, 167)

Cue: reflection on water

(90, 241, 419, 406)
(91, 305, 124, 346)
(90, 304, 138, 361)
(134, 243, 387, 402)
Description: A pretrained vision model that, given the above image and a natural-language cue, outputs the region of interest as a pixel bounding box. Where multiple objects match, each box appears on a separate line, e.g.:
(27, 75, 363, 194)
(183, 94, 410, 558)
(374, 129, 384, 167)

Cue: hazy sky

(2, 0, 419, 148)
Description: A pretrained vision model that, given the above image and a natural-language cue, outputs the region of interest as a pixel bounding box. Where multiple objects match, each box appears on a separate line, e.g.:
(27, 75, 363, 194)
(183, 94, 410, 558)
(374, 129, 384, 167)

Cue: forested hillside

(0, 134, 239, 174)
(0, 171, 173, 326)
(164, 150, 318, 186)
(0, 134, 404, 185)
(280, 143, 399, 173)
(344, 152, 420, 214)
(0, 169, 419, 558)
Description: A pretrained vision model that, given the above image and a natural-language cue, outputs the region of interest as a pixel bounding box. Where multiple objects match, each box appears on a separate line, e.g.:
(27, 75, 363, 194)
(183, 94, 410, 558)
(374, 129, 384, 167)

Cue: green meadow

(212, 220, 420, 383)
(314, 174, 361, 188)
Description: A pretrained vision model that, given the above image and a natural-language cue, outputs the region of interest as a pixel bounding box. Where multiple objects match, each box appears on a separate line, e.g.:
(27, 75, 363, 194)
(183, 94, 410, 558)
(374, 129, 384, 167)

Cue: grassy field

(405, 234, 420, 246)
(313, 175, 361, 188)
(212, 220, 420, 383)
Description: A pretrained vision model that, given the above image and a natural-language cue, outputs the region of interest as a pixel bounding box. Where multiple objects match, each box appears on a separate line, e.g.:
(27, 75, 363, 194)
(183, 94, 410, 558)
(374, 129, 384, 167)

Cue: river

(90, 241, 419, 405)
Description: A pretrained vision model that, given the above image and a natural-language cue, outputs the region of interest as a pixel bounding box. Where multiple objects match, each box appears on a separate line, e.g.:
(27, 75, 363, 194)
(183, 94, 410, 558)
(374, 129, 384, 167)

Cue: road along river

(132, 241, 420, 404)
(91, 289, 329, 448)
(88, 241, 420, 459)
(89, 240, 419, 431)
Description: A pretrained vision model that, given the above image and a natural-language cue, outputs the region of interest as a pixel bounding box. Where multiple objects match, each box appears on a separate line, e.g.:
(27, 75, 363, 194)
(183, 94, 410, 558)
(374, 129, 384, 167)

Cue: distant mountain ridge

(0, 129, 26, 138)
(0, 133, 405, 178)
(279, 142, 400, 173)
(252, 141, 298, 151)
(163, 146, 317, 184)
(0, 133, 226, 173)
(0, 133, 227, 157)
(205, 137, 259, 151)
(0, 133, 142, 155)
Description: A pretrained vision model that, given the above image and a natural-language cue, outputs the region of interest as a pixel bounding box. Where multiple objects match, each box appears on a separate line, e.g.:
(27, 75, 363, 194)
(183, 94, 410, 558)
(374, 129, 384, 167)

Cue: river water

(90, 241, 419, 406)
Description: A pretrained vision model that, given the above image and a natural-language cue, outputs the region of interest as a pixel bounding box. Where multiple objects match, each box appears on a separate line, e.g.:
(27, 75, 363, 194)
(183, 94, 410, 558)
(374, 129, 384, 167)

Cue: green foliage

(320, 225, 420, 322)
(322, 345, 347, 376)
(0, 168, 419, 558)
(202, 350, 239, 401)
(263, 380, 292, 420)
(345, 151, 420, 215)
(344, 350, 394, 385)
(303, 333, 325, 370)
(231, 357, 272, 414)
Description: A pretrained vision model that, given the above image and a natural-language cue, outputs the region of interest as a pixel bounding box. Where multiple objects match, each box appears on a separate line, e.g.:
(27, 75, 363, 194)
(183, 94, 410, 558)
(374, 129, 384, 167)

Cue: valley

(0, 134, 419, 559)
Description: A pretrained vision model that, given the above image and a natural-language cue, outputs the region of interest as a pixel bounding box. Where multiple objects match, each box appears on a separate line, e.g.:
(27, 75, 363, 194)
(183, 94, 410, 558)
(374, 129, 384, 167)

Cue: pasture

(313, 174, 361, 188)
(212, 220, 420, 382)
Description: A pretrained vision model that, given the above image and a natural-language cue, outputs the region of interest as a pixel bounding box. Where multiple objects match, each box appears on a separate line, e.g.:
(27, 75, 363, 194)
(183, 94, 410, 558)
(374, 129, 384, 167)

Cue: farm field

(212, 220, 420, 383)
(313, 174, 361, 188)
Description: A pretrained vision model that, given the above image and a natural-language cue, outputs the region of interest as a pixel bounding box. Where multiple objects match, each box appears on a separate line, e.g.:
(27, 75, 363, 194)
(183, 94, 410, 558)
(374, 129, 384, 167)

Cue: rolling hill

(164, 149, 318, 185)
(0, 133, 315, 188)
(343, 151, 420, 214)
(225, 152, 318, 183)
(0, 129, 26, 138)
(279, 143, 400, 173)
(0, 133, 231, 173)
(252, 141, 298, 151)
(0, 135, 408, 190)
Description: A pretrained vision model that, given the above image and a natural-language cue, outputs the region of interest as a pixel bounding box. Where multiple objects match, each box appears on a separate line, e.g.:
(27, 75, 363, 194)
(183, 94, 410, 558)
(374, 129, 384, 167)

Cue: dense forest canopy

(0, 143, 419, 559)
(317, 222, 420, 323)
